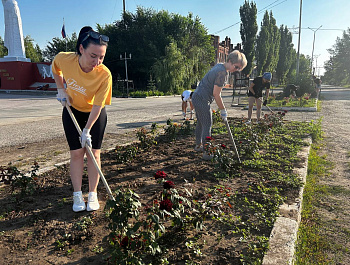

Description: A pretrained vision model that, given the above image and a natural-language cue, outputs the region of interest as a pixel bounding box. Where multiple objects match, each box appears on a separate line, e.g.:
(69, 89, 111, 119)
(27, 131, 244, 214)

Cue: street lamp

(120, 52, 132, 97)
(308, 25, 322, 75)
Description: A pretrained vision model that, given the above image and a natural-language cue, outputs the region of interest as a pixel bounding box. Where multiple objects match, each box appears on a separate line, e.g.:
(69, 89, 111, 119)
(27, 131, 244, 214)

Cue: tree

(24, 36, 43, 62)
(152, 42, 186, 94)
(256, 11, 280, 75)
(323, 28, 350, 85)
(98, 7, 214, 92)
(42, 33, 77, 62)
(256, 11, 270, 75)
(267, 12, 280, 73)
(0, 36, 7, 57)
(239, 0, 258, 76)
(276, 25, 294, 84)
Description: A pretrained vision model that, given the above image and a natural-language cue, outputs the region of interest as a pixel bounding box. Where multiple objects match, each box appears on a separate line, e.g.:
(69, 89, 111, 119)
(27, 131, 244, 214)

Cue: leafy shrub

(129, 90, 165, 98)
(0, 162, 40, 196)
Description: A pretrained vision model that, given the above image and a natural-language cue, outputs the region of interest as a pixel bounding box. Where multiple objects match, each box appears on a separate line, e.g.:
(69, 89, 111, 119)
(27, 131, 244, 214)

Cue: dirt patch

(0, 132, 137, 173)
(0, 119, 306, 265)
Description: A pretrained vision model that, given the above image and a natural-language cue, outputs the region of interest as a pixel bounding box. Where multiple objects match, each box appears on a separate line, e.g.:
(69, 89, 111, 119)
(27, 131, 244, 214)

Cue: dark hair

(75, 26, 108, 55)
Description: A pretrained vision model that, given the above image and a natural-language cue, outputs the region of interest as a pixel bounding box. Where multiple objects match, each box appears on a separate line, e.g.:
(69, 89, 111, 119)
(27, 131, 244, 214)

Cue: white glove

(220, 109, 227, 121)
(56, 88, 70, 106)
(80, 128, 92, 148)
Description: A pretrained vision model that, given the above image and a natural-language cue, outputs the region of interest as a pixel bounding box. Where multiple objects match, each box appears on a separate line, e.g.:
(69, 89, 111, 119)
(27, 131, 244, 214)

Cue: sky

(0, 0, 349, 75)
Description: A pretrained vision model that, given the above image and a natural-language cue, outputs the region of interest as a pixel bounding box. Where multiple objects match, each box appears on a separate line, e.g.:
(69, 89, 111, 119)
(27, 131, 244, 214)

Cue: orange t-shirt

(52, 52, 112, 112)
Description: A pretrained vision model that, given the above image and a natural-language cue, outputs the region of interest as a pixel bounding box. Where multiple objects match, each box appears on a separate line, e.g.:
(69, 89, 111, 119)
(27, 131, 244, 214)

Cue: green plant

(74, 216, 93, 232)
(113, 144, 139, 163)
(164, 119, 194, 141)
(93, 245, 104, 253)
(8, 162, 40, 196)
(66, 249, 75, 255)
(136, 127, 157, 150)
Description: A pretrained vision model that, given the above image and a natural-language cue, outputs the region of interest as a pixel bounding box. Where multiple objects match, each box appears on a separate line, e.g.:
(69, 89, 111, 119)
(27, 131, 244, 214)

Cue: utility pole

(308, 25, 322, 75)
(313, 54, 320, 76)
(296, 0, 303, 80)
(120, 52, 131, 97)
(123, 0, 125, 14)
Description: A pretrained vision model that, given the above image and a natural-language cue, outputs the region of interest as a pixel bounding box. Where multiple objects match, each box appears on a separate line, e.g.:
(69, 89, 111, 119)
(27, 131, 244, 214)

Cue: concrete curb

(0, 89, 56, 96)
(263, 137, 312, 264)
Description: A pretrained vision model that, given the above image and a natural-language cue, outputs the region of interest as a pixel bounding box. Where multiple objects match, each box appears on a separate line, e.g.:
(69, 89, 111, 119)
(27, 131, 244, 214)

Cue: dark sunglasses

(82, 31, 109, 43)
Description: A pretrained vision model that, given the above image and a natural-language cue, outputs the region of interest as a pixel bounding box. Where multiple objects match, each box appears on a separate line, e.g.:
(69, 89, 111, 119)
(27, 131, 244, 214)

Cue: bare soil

(0, 120, 302, 265)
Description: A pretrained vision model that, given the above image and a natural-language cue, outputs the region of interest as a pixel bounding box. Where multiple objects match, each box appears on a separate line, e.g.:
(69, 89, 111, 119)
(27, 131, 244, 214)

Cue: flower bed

(0, 114, 321, 264)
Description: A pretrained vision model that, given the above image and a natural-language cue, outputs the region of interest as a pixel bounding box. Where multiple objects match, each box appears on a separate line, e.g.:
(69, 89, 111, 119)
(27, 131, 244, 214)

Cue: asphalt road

(2, 85, 343, 149)
(0, 88, 247, 148)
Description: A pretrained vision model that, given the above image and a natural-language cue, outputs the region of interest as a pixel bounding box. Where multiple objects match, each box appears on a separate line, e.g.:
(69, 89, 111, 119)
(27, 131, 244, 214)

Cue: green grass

(267, 97, 317, 108)
(295, 144, 332, 264)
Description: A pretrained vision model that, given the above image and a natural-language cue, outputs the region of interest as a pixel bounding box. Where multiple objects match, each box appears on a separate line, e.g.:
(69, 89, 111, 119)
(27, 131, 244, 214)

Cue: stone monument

(0, 0, 30, 62)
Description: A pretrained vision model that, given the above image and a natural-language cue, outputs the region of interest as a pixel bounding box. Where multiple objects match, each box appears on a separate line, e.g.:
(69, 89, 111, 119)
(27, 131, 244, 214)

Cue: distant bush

(129, 90, 165, 98)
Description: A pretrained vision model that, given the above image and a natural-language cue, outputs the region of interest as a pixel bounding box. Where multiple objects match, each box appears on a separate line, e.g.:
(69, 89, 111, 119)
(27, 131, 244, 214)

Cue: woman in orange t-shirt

(52, 26, 112, 213)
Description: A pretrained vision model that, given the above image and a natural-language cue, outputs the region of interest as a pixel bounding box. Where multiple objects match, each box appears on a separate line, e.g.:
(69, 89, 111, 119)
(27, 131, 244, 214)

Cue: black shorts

(62, 106, 107, 150)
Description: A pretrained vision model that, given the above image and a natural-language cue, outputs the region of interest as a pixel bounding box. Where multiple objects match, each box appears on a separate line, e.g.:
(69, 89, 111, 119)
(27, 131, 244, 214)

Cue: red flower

(120, 236, 129, 248)
(221, 144, 227, 149)
(160, 199, 173, 211)
(284, 110, 288, 113)
(163, 180, 175, 189)
(282, 113, 285, 116)
(206, 136, 213, 141)
(154, 170, 167, 179)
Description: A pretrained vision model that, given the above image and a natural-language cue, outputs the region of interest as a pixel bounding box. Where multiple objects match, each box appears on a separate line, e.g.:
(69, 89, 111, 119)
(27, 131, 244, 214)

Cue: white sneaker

(245, 119, 251, 125)
(87, 192, 100, 212)
(73, 191, 86, 212)
(194, 145, 203, 152)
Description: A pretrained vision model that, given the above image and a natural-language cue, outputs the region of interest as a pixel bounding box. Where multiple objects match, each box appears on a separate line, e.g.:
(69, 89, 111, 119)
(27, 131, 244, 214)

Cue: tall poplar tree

(239, 0, 258, 76)
(256, 11, 280, 75)
(276, 25, 294, 84)
(268, 12, 280, 73)
(256, 11, 270, 75)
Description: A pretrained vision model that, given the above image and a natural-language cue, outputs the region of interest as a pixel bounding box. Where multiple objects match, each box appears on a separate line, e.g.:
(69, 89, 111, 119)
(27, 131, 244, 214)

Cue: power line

(110, 0, 118, 23)
(257, 0, 287, 14)
(289, 27, 344, 31)
(213, 0, 288, 35)
(288, 27, 344, 34)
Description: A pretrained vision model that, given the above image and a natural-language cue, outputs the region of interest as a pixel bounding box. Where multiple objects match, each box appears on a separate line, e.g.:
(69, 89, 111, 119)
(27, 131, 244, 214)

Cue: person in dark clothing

(246, 72, 271, 124)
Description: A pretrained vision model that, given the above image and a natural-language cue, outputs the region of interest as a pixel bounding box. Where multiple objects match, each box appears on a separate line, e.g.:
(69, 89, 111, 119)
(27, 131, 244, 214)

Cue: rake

(65, 103, 115, 201)
(223, 119, 241, 164)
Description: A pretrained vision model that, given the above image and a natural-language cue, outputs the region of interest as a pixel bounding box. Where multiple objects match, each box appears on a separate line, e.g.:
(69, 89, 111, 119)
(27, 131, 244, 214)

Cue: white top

(182, 90, 192, 102)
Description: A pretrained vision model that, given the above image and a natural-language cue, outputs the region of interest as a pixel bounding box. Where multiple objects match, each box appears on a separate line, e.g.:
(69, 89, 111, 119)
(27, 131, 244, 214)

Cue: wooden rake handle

(65, 104, 115, 201)
(224, 119, 241, 164)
